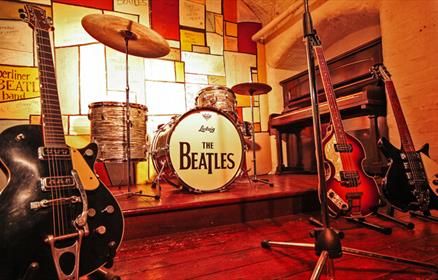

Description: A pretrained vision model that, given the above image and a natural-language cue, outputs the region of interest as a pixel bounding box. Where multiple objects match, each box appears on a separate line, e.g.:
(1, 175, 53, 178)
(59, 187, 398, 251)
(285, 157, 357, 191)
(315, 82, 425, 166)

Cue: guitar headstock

(370, 63, 391, 81)
(19, 4, 53, 31)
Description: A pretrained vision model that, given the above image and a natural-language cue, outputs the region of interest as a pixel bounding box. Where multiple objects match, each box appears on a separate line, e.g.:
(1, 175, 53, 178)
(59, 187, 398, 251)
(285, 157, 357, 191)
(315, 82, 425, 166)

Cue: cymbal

(81, 14, 170, 58)
(231, 82, 272, 96)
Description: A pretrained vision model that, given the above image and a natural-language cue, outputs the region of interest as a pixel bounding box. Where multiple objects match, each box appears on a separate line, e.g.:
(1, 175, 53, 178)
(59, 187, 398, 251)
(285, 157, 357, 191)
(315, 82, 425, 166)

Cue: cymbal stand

(248, 90, 273, 187)
(118, 29, 157, 200)
(261, 1, 438, 277)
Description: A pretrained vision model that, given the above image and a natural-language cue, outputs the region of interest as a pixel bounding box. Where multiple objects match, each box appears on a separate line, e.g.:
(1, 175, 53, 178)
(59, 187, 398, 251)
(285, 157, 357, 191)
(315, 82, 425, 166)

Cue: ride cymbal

(231, 82, 272, 96)
(81, 14, 170, 58)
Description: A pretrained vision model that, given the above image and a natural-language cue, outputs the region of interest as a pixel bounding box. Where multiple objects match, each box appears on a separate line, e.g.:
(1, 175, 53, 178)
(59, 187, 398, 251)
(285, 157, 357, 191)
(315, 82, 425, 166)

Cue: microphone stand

(260, 0, 437, 278)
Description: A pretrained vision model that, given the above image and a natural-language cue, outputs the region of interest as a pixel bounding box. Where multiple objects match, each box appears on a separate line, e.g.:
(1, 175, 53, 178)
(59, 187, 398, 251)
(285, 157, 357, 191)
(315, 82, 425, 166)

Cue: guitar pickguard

(324, 133, 343, 181)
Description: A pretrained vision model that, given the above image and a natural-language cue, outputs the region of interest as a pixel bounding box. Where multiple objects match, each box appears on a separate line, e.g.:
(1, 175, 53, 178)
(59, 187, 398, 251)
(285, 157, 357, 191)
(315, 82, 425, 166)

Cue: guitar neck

(35, 29, 65, 147)
(313, 45, 347, 143)
(384, 80, 415, 152)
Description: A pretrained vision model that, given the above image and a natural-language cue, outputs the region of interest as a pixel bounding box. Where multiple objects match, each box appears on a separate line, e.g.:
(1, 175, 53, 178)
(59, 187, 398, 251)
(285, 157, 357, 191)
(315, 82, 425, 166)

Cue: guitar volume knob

(95, 226, 107, 235)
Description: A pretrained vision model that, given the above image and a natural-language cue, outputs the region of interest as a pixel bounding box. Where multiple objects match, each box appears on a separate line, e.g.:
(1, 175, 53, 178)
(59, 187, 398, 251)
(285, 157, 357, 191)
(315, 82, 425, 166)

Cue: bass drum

(151, 108, 244, 193)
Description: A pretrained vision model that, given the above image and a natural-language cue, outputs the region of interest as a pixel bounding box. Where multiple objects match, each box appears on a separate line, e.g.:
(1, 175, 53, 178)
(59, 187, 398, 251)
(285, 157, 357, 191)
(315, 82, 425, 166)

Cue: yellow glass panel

(206, 0, 222, 13)
(113, 0, 150, 27)
(175, 61, 185, 83)
(208, 75, 226, 86)
(162, 48, 181, 61)
(181, 51, 225, 76)
(0, 2, 51, 20)
(236, 95, 250, 107)
(0, 20, 33, 66)
(65, 135, 91, 149)
(145, 59, 175, 82)
(181, 29, 205, 51)
(53, 3, 99, 47)
(180, 0, 205, 29)
(224, 36, 238, 51)
(136, 160, 157, 184)
(56, 47, 79, 114)
(225, 22, 238, 37)
(0, 65, 40, 103)
(224, 51, 256, 88)
(207, 33, 223, 55)
(79, 44, 106, 115)
(215, 14, 223, 35)
(69, 115, 90, 135)
(30, 114, 40, 124)
(192, 45, 210, 54)
(243, 106, 260, 123)
(206, 12, 215, 32)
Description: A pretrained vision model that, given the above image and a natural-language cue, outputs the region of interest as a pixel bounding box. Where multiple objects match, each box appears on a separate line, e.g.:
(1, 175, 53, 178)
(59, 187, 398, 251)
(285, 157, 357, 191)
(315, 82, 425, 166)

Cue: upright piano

(270, 38, 387, 175)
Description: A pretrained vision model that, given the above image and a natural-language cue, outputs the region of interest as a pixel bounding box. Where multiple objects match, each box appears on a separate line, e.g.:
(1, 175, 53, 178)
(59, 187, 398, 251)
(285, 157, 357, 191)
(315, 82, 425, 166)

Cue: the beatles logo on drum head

(166, 109, 243, 192)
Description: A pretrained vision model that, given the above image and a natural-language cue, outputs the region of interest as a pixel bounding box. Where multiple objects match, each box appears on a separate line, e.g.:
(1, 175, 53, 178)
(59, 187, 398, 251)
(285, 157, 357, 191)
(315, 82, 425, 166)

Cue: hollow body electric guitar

(0, 5, 124, 280)
(371, 64, 438, 212)
(313, 45, 380, 217)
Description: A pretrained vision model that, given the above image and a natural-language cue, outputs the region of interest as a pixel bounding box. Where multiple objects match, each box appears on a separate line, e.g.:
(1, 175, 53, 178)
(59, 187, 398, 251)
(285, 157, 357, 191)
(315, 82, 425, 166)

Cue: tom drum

(88, 101, 148, 161)
(195, 86, 237, 121)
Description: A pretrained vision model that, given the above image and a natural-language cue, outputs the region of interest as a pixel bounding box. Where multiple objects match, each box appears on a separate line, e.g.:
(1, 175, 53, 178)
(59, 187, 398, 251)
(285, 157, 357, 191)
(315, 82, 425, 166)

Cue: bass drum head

(168, 108, 244, 192)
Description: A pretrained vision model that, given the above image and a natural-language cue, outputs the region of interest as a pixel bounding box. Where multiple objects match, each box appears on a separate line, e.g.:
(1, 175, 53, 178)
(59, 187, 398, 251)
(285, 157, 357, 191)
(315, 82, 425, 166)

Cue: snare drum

(195, 86, 237, 120)
(151, 108, 244, 193)
(88, 102, 148, 161)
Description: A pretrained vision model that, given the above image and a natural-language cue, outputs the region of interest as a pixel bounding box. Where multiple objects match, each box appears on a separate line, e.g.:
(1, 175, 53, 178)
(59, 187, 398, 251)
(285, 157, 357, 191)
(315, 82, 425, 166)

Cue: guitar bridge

(340, 171, 360, 187)
(346, 192, 363, 217)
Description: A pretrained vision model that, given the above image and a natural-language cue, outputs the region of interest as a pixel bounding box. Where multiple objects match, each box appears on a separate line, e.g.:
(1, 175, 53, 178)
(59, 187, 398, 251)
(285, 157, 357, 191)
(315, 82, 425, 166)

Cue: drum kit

(81, 14, 273, 196)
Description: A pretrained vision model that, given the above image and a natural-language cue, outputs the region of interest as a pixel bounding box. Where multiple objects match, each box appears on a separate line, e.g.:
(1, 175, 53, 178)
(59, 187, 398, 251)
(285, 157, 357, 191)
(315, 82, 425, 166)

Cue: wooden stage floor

(91, 174, 438, 279)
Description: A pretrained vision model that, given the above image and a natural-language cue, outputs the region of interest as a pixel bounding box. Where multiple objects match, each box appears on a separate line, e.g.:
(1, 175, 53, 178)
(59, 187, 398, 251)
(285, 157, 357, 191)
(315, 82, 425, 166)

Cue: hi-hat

(81, 14, 170, 58)
(231, 82, 272, 96)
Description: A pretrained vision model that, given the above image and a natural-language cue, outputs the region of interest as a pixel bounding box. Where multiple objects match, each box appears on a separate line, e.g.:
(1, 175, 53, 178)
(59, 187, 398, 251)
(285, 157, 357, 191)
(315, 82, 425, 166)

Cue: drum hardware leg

(409, 210, 438, 222)
(248, 92, 272, 188)
(20, 262, 39, 280)
(258, 2, 438, 277)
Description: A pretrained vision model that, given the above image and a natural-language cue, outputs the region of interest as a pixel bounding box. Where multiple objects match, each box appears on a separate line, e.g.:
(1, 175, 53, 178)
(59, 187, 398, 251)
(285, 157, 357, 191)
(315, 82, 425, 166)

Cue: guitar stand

(88, 241, 121, 280)
(20, 262, 39, 280)
(375, 206, 415, 229)
(409, 209, 438, 222)
(344, 216, 392, 235)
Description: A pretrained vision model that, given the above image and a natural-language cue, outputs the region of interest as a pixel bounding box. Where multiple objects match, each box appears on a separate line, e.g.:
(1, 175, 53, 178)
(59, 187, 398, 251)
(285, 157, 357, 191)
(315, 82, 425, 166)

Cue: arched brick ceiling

(240, 0, 381, 70)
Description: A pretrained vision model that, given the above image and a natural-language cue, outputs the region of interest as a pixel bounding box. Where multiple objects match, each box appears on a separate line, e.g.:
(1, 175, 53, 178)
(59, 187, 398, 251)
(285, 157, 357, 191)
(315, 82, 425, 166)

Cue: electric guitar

(0, 5, 124, 279)
(313, 45, 381, 217)
(371, 64, 438, 212)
